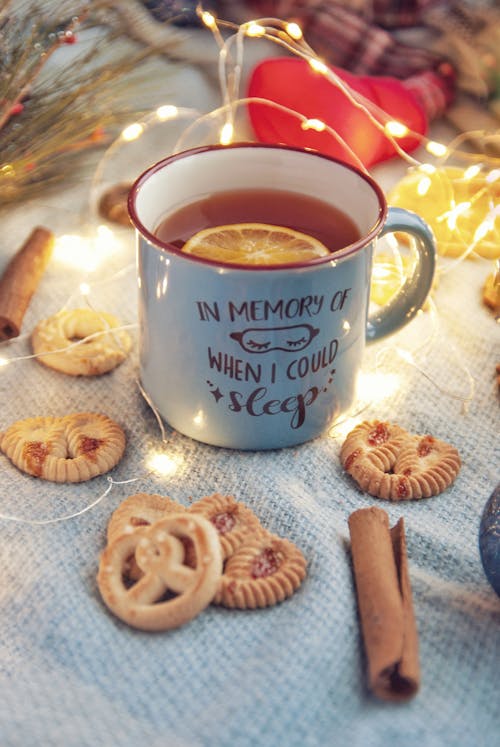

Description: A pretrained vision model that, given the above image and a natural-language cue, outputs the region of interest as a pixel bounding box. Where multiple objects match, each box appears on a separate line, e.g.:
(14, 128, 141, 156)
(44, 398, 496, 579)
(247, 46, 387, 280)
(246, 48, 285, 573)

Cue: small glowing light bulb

(357, 371, 401, 403)
(417, 176, 432, 196)
(301, 118, 326, 132)
(54, 234, 97, 272)
(384, 120, 409, 138)
(245, 22, 265, 37)
(419, 163, 436, 175)
(443, 201, 471, 230)
(219, 121, 234, 145)
(308, 58, 328, 75)
(474, 220, 491, 243)
(0, 357, 9, 367)
(156, 105, 178, 121)
(426, 141, 448, 157)
(486, 169, 500, 184)
(79, 282, 91, 296)
(193, 410, 205, 426)
(201, 11, 216, 29)
(285, 22, 302, 40)
(147, 452, 179, 477)
(463, 164, 482, 181)
(121, 123, 144, 142)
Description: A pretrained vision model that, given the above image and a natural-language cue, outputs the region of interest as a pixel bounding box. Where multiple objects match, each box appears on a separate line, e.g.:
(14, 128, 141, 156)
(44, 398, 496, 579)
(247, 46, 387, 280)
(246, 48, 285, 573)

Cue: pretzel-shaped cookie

(0, 412, 125, 482)
(107, 493, 187, 582)
(213, 532, 307, 609)
(189, 493, 264, 559)
(32, 308, 131, 376)
(97, 513, 223, 630)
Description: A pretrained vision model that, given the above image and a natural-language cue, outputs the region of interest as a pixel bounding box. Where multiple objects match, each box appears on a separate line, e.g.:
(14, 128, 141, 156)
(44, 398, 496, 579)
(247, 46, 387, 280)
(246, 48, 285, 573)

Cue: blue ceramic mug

(129, 144, 435, 449)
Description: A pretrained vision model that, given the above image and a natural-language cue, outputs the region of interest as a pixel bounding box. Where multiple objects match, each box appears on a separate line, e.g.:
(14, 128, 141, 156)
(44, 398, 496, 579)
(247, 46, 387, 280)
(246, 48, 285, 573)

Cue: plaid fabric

(403, 68, 455, 120)
(235, 0, 456, 118)
(248, 0, 438, 28)
(137, 1, 457, 118)
(245, 0, 447, 75)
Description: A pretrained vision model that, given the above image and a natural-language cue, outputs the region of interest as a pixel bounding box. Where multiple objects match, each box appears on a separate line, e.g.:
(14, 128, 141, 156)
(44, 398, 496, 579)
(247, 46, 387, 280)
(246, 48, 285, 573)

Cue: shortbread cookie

(189, 493, 264, 559)
(340, 420, 408, 474)
(98, 183, 132, 227)
(213, 532, 307, 609)
(341, 420, 461, 500)
(341, 420, 409, 500)
(391, 434, 461, 500)
(32, 308, 131, 376)
(107, 492, 185, 543)
(97, 513, 223, 631)
(0, 412, 125, 482)
(107, 493, 186, 583)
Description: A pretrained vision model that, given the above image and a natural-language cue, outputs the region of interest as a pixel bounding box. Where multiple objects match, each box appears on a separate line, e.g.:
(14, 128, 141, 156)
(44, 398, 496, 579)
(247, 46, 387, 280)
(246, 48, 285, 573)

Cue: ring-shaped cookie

(346, 459, 397, 500)
(189, 493, 264, 559)
(341, 423, 461, 500)
(341, 420, 410, 500)
(97, 513, 223, 631)
(32, 308, 131, 376)
(213, 532, 307, 609)
(392, 434, 461, 499)
(340, 420, 407, 474)
(0, 412, 125, 482)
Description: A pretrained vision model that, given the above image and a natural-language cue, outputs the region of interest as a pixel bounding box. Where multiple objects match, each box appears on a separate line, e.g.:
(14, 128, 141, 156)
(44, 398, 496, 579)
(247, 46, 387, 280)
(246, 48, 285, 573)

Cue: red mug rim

(127, 142, 388, 271)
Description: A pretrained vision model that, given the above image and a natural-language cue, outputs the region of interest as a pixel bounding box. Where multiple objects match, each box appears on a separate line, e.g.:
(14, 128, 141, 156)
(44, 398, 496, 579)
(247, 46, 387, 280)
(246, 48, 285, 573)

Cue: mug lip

(128, 142, 387, 271)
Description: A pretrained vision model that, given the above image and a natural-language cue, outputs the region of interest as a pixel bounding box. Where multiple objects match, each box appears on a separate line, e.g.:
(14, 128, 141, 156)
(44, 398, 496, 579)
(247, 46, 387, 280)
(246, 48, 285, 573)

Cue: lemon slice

(387, 166, 500, 260)
(370, 252, 410, 307)
(181, 222, 330, 265)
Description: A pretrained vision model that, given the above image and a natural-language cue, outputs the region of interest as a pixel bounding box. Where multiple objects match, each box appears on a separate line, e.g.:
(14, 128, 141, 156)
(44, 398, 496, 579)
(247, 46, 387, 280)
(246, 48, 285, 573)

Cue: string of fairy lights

(0, 6, 496, 524)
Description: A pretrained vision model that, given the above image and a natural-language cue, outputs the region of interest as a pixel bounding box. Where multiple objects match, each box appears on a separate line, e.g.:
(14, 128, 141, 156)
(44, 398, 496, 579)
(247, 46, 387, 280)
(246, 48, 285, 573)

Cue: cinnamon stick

(0, 226, 54, 341)
(348, 507, 420, 701)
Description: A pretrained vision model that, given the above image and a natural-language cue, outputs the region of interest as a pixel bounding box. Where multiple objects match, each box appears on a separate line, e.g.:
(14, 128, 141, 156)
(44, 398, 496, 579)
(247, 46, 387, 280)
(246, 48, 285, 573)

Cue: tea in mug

(154, 188, 361, 265)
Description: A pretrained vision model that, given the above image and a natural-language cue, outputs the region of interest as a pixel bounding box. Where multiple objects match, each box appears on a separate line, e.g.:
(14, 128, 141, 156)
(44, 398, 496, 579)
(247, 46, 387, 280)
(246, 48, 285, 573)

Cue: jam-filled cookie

(340, 420, 408, 474)
(340, 420, 461, 500)
(189, 493, 264, 559)
(213, 532, 307, 609)
(0, 412, 125, 482)
(391, 434, 461, 500)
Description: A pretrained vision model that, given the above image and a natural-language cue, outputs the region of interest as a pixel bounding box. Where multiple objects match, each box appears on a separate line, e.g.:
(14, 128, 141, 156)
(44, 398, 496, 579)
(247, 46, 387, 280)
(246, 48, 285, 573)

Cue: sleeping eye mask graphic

(230, 324, 319, 353)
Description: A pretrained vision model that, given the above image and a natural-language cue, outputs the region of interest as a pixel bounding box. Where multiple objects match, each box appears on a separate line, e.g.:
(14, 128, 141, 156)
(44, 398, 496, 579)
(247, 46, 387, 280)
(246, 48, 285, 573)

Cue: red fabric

(247, 58, 428, 168)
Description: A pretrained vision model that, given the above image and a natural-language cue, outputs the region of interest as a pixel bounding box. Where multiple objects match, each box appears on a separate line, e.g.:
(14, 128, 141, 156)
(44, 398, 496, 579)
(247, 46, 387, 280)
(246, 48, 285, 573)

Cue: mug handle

(366, 206, 436, 342)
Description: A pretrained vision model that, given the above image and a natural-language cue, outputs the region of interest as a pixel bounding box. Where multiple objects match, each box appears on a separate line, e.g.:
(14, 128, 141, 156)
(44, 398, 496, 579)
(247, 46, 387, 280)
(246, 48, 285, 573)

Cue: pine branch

(0, 1, 168, 206)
